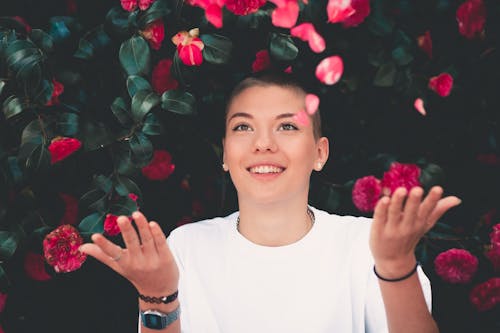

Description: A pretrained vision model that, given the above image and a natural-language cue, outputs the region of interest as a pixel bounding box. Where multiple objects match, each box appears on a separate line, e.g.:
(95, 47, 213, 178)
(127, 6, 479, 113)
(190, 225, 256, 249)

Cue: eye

(278, 123, 298, 131)
(233, 124, 252, 131)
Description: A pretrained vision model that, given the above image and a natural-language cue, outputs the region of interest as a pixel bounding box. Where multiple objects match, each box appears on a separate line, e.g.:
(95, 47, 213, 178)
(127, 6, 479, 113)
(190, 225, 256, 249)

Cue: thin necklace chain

(236, 207, 315, 232)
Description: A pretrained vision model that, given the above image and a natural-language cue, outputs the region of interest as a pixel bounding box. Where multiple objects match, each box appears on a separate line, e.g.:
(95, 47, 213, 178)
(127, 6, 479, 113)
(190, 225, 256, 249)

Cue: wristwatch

(140, 306, 180, 330)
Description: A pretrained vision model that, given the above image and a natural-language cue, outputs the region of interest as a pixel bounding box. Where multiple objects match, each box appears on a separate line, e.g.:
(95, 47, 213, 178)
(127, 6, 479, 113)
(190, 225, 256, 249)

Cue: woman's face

(223, 85, 329, 205)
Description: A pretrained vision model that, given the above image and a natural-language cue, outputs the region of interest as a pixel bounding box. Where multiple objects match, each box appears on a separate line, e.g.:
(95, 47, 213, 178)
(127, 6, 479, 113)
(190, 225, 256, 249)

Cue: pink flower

(172, 29, 204, 66)
(305, 94, 320, 115)
(315, 55, 344, 85)
(46, 78, 64, 106)
(456, 0, 486, 39)
(141, 20, 165, 50)
(269, 0, 300, 28)
(380, 162, 421, 196)
(469, 278, 500, 312)
(417, 30, 433, 58)
(327, 0, 355, 24)
(342, 0, 371, 28)
(225, 0, 267, 15)
(152, 59, 179, 94)
(48, 137, 82, 164)
(59, 193, 79, 225)
(291, 23, 326, 53)
(252, 50, 271, 72)
(43, 225, 87, 273)
(434, 248, 478, 284)
(414, 98, 427, 116)
(187, 0, 225, 28)
(24, 252, 52, 281)
(486, 246, 500, 272)
(121, 0, 155, 12)
(128, 192, 139, 202)
(104, 214, 123, 236)
(142, 149, 176, 181)
(0, 293, 7, 313)
(428, 73, 453, 97)
(352, 176, 382, 212)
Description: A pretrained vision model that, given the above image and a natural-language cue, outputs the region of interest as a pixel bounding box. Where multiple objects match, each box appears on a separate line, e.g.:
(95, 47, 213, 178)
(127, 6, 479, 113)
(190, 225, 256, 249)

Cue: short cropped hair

(225, 73, 322, 139)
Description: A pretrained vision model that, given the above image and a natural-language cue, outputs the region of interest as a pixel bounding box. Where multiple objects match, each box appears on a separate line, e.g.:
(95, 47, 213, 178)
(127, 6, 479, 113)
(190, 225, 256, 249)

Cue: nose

(253, 129, 277, 153)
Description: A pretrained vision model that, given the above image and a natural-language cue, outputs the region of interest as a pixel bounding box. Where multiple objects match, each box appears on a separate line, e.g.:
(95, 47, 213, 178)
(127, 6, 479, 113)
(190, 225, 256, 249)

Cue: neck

(237, 197, 313, 247)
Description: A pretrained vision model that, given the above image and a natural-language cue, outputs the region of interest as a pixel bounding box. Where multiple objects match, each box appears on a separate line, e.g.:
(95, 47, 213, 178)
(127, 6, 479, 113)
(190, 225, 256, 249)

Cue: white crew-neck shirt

(165, 207, 432, 333)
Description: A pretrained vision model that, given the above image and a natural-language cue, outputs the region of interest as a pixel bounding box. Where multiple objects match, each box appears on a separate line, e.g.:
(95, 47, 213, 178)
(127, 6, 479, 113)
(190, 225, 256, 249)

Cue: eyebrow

(227, 112, 296, 122)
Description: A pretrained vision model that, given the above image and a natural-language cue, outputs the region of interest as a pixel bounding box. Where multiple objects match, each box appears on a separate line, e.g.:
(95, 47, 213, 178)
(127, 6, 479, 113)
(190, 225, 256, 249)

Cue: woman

(80, 74, 461, 332)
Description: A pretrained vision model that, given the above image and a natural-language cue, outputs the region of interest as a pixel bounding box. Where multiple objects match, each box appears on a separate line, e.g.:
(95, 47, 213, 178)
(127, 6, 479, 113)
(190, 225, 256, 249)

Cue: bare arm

(370, 186, 461, 333)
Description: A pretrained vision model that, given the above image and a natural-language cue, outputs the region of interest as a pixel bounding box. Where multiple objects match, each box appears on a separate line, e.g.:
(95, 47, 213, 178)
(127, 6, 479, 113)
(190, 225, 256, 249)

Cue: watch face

(142, 312, 166, 330)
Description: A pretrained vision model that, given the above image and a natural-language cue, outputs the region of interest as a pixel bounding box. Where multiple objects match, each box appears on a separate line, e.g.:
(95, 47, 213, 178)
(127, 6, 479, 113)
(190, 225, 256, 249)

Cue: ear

(314, 137, 329, 171)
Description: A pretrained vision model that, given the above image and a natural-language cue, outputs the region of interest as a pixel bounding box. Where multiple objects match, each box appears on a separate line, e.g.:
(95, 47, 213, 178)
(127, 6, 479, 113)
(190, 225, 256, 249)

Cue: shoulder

(312, 206, 373, 241)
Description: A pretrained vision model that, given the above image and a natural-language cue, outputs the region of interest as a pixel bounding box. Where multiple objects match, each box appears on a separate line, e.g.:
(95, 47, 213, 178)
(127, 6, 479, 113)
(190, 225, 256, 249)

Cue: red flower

(24, 252, 52, 281)
(269, 0, 300, 28)
(291, 23, 326, 53)
(141, 20, 165, 50)
(315, 55, 344, 85)
(352, 176, 382, 212)
(172, 29, 204, 66)
(469, 278, 500, 312)
(142, 149, 176, 181)
(152, 59, 179, 94)
(48, 137, 82, 164)
(225, 0, 267, 15)
(252, 50, 271, 72)
(128, 192, 139, 202)
(0, 293, 7, 313)
(46, 78, 64, 106)
(59, 193, 79, 225)
(342, 0, 371, 28)
(434, 248, 478, 284)
(121, 0, 155, 12)
(104, 214, 124, 236)
(380, 162, 421, 196)
(43, 225, 87, 273)
(456, 0, 486, 39)
(428, 73, 454, 97)
(327, 0, 355, 24)
(417, 30, 433, 58)
(486, 246, 500, 272)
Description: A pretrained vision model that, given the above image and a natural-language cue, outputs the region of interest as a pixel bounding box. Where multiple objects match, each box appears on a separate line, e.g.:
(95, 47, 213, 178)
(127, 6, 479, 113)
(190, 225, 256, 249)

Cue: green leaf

(111, 97, 133, 127)
(74, 25, 111, 60)
(200, 34, 233, 65)
(269, 33, 298, 61)
(419, 163, 445, 191)
(33, 79, 54, 105)
(161, 90, 196, 115)
(114, 175, 142, 200)
(0, 265, 11, 291)
(104, 6, 130, 37)
(80, 188, 108, 213)
(7, 156, 23, 185)
(91, 174, 113, 193)
(373, 62, 397, 87)
(2, 95, 26, 120)
(109, 195, 137, 216)
(0, 231, 19, 260)
(115, 147, 137, 176)
(21, 119, 43, 146)
(81, 120, 114, 151)
(131, 90, 160, 122)
(57, 113, 79, 136)
(24, 144, 51, 176)
(129, 132, 153, 167)
(391, 47, 413, 66)
(135, 0, 171, 28)
(236, 10, 269, 29)
(0, 80, 6, 95)
(30, 29, 54, 54)
(119, 35, 151, 76)
(142, 113, 163, 135)
(79, 212, 105, 234)
(127, 75, 152, 98)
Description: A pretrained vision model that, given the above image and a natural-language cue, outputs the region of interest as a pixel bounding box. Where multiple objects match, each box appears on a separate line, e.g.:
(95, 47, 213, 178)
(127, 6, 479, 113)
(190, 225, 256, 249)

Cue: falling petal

(327, 0, 355, 23)
(205, 4, 223, 28)
(284, 66, 293, 73)
(271, 1, 299, 28)
(414, 98, 426, 116)
(293, 109, 310, 126)
(305, 94, 320, 115)
(291, 23, 326, 53)
(315, 55, 344, 85)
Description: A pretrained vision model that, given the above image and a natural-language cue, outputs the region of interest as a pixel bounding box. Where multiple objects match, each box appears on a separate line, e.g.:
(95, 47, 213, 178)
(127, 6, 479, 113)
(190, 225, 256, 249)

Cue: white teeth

(249, 165, 284, 174)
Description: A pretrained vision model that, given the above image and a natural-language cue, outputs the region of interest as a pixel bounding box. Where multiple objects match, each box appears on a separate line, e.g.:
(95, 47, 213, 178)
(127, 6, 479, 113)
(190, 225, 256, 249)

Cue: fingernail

(132, 211, 140, 219)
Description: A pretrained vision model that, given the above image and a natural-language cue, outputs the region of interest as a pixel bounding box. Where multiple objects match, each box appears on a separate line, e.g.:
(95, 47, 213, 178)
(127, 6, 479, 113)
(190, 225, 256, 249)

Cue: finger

(150, 221, 174, 261)
(132, 211, 155, 256)
(402, 187, 424, 227)
(79, 235, 123, 268)
(373, 196, 390, 228)
(118, 215, 142, 255)
(425, 196, 462, 231)
(418, 186, 443, 221)
(387, 187, 407, 226)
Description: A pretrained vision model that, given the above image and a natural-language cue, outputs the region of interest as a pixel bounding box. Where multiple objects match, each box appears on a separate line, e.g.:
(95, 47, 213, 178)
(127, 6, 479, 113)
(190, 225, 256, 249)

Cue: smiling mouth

(248, 165, 285, 174)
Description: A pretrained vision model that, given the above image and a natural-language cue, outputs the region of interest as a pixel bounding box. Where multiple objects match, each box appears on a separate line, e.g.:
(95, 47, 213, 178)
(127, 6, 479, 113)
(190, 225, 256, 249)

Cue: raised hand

(79, 211, 179, 296)
(370, 186, 461, 277)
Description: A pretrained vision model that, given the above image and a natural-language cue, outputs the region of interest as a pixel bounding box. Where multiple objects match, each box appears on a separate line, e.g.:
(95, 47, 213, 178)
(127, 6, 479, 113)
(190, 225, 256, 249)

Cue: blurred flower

(104, 214, 123, 236)
(491, 223, 500, 245)
(225, 0, 266, 15)
(12, 16, 31, 34)
(24, 252, 52, 281)
(434, 248, 478, 284)
(269, 0, 300, 28)
(59, 193, 79, 225)
(293, 109, 310, 127)
(417, 30, 433, 58)
(121, 0, 155, 12)
(381, 162, 421, 196)
(352, 176, 382, 212)
(284, 66, 293, 73)
(172, 29, 204, 66)
(341, 0, 371, 28)
(48, 137, 82, 164)
(469, 277, 500, 311)
(0, 293, 7, 312)
(327, 0, 355, 24)
(428, 73, 453, 97)
(46, 78, 64, 106)
(291, 23, 326, 53)
(187, 0, 224, 28)
(129, 192, 139, 203)
(43, 225, 86, 273)
(305, 94, 320, 115)
(142, 149, 176, 181)
(252, 50, 271, 72)
(315, 55, 344, 85)
(456, 0, 486, 39)
(414, 98, 427, 116)
(152, 58, 179, 94)
(66, 0, 77, 14)
(476, 154, 500, 166)
(486, 246, 500, 272)
(141, 20, 165, 50)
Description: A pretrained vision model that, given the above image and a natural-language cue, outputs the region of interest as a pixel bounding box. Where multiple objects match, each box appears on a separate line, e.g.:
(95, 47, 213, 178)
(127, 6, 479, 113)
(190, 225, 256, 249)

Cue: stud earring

(222, 163, 229, 171)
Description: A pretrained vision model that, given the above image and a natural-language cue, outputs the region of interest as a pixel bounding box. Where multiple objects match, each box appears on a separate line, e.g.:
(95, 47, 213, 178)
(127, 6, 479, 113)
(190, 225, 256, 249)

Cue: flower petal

(414, 98, 426, 116)
(327, 0, 355, 23)
(315, 55, 344, 85)
(293, 109, 310, 126)
(291, 23, 326, 53)
(205, 4, 223, 28)
(271, 1, 299, 28)
(305, 93, 320, 115)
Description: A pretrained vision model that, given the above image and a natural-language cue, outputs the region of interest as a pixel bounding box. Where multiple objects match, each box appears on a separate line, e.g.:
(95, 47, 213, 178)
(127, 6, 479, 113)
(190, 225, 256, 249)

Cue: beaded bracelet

(138, 290, 178, 304)
(373, 262, 419, 282)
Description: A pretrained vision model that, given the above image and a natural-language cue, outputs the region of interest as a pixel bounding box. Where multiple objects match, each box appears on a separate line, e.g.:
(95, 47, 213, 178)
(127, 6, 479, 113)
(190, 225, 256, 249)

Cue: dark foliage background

(0, 0, 499, 332)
